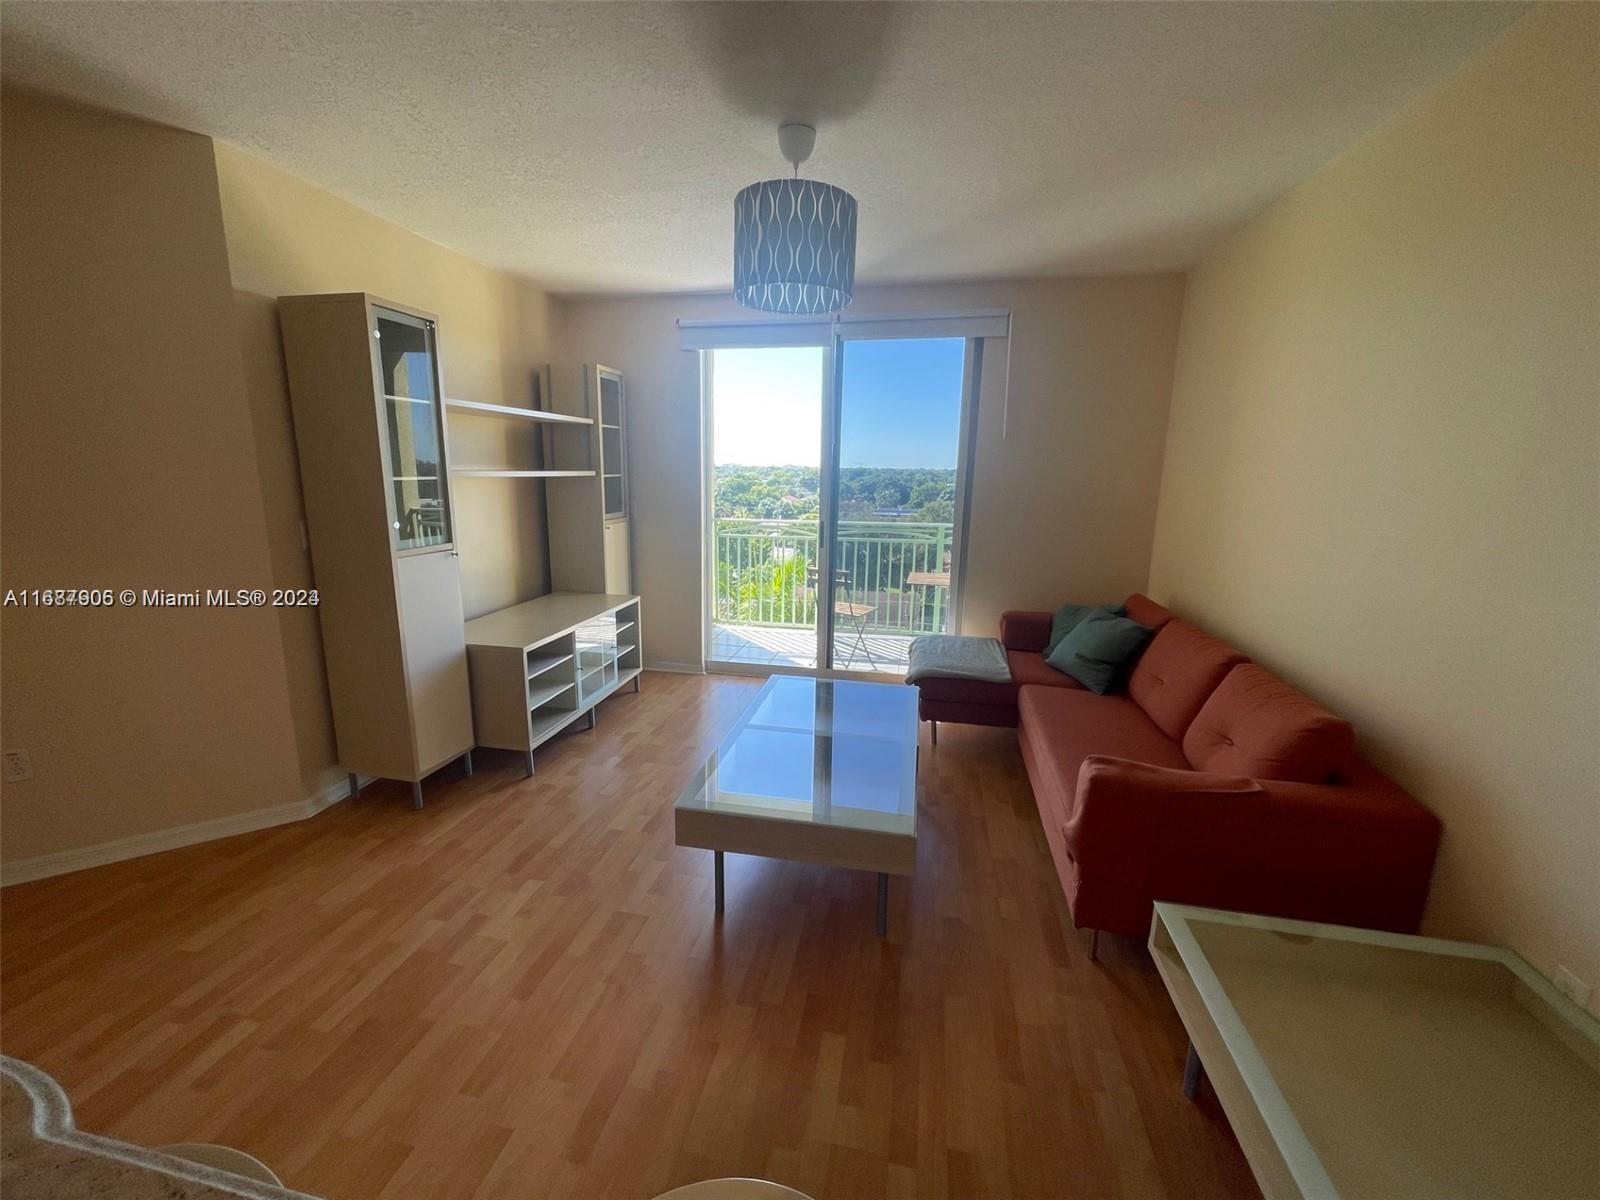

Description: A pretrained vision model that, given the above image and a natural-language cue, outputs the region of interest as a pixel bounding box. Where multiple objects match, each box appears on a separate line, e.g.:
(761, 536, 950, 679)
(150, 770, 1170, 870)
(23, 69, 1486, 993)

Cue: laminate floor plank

(1, 672, 1257, 1200)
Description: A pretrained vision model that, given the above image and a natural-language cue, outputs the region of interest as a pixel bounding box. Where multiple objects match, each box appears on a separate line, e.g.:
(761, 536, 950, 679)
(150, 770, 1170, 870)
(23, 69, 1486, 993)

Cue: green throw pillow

(1045, 609, 1154, 694)
(1046, 602, 1122, 656)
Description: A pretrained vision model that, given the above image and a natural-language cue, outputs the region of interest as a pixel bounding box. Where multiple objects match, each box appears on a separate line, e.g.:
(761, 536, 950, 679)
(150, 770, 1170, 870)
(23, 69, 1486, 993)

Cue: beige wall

(0, 93, 565, 870)
(561, 277, 1186, 669)
(1148, 5, 1600, 1006)
(213, 144, 561, 793)
(0, 89, 307, 862)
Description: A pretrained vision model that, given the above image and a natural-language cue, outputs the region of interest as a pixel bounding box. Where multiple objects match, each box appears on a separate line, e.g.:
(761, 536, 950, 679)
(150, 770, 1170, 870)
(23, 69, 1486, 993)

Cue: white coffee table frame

(674, 675, 918, 937)
(1150, 902, 1600, 1200)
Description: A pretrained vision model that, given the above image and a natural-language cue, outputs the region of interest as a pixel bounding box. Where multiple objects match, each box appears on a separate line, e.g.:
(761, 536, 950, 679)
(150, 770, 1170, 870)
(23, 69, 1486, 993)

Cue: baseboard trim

(0, 773, 363, 887)
(643, 659, 705, 675)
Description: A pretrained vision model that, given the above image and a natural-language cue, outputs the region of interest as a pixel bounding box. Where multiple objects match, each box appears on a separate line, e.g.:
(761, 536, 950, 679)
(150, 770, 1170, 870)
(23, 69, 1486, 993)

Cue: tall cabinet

(279, 293, 475, 808)
(541, 364, 632, 593)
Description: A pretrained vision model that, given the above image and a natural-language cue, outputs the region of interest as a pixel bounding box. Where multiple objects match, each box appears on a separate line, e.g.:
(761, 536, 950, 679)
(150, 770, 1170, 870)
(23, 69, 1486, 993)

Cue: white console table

(464, 592, 641, 776)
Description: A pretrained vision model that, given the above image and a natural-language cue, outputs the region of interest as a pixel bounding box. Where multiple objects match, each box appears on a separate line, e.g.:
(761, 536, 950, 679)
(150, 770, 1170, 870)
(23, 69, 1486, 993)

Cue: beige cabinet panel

(396, 550, 474, 774)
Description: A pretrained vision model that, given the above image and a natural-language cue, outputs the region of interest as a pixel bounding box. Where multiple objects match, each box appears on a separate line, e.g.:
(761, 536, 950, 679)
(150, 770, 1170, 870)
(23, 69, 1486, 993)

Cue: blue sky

(712, 338, 965, 469)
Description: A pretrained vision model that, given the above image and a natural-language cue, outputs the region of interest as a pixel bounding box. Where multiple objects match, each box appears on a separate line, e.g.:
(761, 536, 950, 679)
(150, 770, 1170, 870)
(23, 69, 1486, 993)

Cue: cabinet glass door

(374, 308, 451, 551)
(598, 370, 626, 519)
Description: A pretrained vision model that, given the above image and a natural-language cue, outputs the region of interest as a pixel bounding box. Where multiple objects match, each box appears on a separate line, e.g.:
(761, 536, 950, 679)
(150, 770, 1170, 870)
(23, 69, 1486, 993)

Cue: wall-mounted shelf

(445, 398, 593, 426)
(450, 468, 596, 478)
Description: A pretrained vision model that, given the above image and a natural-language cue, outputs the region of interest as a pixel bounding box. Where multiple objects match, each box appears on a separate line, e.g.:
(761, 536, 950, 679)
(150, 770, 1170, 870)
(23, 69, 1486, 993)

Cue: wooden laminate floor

(0, 672, 1257, 1200)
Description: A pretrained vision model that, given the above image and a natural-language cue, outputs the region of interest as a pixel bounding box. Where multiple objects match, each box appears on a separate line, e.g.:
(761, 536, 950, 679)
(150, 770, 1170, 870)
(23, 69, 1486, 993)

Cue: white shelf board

(530, 705, 584, 746)
(528, 679, 576, 710)
(526, 652, 573, 680)
(450, 468, 596, 478)
(446, 398, 593, 425)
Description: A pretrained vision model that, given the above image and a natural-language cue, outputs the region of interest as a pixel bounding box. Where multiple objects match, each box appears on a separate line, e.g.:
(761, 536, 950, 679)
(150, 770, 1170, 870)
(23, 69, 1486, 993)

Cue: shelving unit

(541, 364, 632, 594)
(279, 293, 476, 809)
(464, 592, 642, 777)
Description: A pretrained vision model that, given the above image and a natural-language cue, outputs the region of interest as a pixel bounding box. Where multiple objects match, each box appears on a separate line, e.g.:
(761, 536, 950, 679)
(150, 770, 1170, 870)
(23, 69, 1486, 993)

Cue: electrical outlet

(1553, 965, 1591, 1008)
(3, 750, 33, 782)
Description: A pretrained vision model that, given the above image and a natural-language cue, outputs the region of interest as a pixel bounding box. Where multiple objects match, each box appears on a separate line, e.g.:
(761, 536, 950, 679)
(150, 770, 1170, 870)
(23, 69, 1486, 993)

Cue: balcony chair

(805, 565, 879, 670)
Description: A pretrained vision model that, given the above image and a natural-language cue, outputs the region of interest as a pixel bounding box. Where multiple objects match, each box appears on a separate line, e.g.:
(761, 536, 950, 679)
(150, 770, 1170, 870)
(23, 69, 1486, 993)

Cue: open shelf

(527, 679, 576, 710)
(526, 652, 574, 680)
(451, 468, 596, 478)
(530, 706, 584, 745)
(446, 398, 593, 425)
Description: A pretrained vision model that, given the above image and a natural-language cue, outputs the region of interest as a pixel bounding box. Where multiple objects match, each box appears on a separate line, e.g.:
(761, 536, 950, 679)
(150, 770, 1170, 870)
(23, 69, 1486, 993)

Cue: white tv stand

(463, 592, 641, 776)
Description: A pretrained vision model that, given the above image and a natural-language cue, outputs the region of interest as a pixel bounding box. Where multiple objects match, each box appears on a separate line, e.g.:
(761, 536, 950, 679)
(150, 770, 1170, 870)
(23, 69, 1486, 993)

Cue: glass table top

(675, 674, 919, 835)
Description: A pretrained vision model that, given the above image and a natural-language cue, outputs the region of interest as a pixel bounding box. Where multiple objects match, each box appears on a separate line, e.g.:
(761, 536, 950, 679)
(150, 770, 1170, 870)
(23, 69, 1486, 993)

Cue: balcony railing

(714, 517, 953, 636)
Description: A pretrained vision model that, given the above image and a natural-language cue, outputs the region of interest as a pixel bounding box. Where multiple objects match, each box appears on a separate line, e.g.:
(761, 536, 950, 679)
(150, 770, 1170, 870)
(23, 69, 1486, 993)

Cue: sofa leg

(1089, 929, 1100, 962)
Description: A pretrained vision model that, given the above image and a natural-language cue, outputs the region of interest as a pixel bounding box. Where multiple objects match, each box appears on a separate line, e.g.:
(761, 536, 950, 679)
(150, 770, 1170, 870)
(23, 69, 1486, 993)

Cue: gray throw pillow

(1046, 602, 1122, 656)
(1046, 609, 1155, 694)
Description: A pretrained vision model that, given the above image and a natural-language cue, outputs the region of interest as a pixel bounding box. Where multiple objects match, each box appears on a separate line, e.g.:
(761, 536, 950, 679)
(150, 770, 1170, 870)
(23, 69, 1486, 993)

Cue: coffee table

(1150, 902, 1600, 1200)
(674, 674, 918, 936)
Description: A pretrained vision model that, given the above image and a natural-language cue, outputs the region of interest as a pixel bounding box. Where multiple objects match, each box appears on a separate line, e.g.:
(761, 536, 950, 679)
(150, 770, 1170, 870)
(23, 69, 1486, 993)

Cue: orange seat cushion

(1128, 619, 1250, 741)
(1183, 664, 1354, 784)
(1017, 686, 1189, 825)
(1007, 649, 1085, 691)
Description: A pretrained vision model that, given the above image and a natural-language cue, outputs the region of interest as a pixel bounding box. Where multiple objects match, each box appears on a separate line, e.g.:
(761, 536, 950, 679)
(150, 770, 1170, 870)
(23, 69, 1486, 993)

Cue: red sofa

(918, 594, 1442, 939)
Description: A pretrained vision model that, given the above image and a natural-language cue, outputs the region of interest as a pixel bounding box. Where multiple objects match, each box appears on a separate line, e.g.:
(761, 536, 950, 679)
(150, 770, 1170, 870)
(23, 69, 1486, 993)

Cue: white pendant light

(733, 123, 858, 315)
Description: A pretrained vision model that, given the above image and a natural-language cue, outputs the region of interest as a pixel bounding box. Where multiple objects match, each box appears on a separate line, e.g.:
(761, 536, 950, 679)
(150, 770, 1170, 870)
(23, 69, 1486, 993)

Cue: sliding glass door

(825, 338, 968, 673)
(708, 347, 826, 671)
(703, 328, 978, 678)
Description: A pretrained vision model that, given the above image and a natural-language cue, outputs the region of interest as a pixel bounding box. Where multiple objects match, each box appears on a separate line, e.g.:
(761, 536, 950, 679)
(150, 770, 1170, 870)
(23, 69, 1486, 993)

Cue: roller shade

(677, 317, 831, 350)
(677, 308, 1010, 350)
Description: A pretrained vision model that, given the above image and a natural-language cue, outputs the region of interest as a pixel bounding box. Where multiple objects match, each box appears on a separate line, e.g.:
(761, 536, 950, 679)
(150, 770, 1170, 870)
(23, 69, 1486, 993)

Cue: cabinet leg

(462, 750, 474, 777)
(634, 674, 641, 693)
(524, 750, 535, 779)
(348, 773, 360, 799)
(588, 708, 598, 731)
(714, 850, 725, 915)
(931, 720, 938, 745)
(1182, 1043, 1204, 1100)
(410, 781, 424, 811)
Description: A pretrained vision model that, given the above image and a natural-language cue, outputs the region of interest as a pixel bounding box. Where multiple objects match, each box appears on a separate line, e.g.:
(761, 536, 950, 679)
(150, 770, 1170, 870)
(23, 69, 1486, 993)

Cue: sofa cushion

(1046, 602, 1112, 656)
(1008, 649, 1086, 691)
(1129, 619, 1250, 741)
(1183, 664, 1355, 784)
(1122, 593, 1174, 631)
(1017, 686, 1189, 825)
(1045, 609, 1155, 694)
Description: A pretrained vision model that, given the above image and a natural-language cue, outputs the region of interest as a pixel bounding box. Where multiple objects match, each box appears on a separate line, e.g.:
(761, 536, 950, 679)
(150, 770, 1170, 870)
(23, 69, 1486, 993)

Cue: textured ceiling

(0, 1, 1525, 295)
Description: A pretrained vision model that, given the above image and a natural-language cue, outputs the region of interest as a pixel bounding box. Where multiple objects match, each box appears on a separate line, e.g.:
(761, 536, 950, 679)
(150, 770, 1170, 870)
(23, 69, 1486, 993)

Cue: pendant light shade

(733, 126, 857, 315)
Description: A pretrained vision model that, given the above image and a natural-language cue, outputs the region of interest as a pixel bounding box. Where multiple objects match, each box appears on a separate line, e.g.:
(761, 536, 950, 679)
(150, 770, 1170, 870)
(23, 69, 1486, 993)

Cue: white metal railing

(713, 518, 952, 635)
